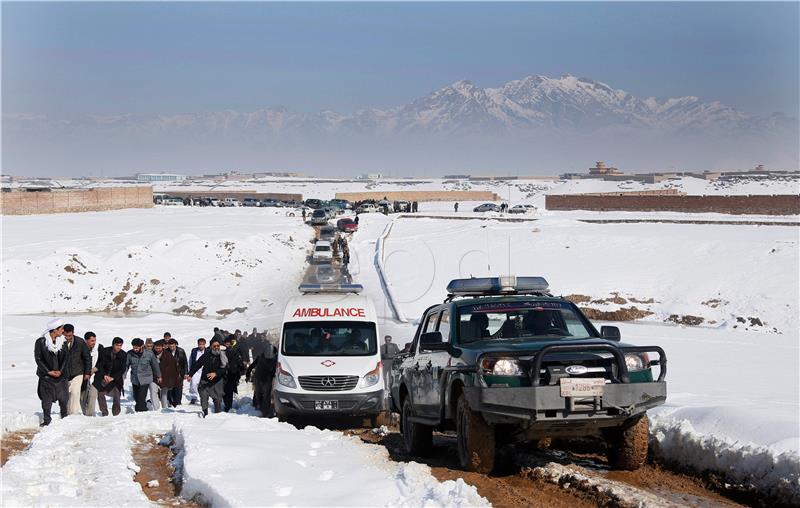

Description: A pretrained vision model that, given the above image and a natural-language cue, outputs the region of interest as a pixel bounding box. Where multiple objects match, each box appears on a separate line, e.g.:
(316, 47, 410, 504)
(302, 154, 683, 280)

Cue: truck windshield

(282, 321, 377, 356)
(457, 301, 593, 343)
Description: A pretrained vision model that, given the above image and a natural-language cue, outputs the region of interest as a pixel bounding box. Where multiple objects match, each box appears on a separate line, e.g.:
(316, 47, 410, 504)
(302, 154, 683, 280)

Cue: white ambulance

(275, 283, 385, 425)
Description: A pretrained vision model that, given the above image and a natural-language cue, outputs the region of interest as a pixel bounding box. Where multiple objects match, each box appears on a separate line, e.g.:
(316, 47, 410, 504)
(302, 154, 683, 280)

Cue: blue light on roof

(298, 283, 364, 294)
(446, 276, 549, 295)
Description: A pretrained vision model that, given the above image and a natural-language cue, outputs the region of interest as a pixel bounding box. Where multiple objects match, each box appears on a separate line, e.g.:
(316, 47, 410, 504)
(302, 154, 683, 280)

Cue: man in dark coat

(166, 336, 188, 406)
(62, 323, 92, 415)
(34, 318, 69, 426)
(126, 338, 162, 412)
(246, 344, 277, 416)
(94, 337, 127, 416)
(222, 335, 245, 412)
(186, 338, 227, 417)
(154, 340, 179, 408)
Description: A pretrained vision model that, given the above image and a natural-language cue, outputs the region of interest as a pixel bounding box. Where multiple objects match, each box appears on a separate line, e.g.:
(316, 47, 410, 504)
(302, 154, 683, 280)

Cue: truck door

(426, 308, 452, 415)
(412, 309, 440, 416)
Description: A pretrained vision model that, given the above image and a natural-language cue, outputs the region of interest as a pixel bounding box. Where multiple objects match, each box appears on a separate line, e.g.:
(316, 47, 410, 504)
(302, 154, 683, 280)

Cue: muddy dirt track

(348, 428, 748, 508)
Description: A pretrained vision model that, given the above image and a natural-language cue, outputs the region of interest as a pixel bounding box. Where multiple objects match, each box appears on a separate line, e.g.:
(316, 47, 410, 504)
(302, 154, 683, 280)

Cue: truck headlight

(492, 358, 522, 376)
(624, 353, 650, 372)
(360, 362, 382, 388)
(277, 362, 297, 388)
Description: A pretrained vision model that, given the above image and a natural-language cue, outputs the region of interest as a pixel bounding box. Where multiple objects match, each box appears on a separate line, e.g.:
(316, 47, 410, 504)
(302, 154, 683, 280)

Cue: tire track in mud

(350, 428, 746, 508)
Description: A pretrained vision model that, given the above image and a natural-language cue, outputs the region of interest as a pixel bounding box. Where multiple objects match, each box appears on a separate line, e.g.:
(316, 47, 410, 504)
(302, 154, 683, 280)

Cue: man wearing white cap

(33, 318, 69, 426)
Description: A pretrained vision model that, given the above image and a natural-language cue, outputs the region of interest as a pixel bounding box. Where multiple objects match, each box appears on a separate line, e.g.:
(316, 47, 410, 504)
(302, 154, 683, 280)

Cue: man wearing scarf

(186, 337, 227, 417)
(33, 318, 69, 426)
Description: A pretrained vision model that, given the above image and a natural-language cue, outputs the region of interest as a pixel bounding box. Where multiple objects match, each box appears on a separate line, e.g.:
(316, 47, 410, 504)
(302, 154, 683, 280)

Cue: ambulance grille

(298, 375, 359, 391)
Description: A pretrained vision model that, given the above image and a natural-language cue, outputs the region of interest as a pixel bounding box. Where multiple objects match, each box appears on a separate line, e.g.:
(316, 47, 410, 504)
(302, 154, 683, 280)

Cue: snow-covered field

(2, 175, 799, 505)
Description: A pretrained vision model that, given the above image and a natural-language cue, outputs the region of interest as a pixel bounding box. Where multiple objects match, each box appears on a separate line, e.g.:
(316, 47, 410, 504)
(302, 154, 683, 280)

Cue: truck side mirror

(600, 326, 621, 341)
(419, 331, 448, 351)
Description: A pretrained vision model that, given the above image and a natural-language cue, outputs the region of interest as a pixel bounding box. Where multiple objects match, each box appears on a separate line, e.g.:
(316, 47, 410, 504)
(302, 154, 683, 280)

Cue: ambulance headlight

(360, 362, 382, 388)
(277, 362, 296, 388)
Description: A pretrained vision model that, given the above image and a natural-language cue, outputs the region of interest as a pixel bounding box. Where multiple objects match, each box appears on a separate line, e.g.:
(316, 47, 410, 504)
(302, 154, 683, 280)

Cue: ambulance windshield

(282, 321, 377, 356)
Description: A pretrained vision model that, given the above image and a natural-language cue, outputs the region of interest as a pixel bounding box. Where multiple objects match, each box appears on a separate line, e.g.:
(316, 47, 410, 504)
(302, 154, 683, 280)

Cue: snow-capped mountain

(6, 74, 792, 137)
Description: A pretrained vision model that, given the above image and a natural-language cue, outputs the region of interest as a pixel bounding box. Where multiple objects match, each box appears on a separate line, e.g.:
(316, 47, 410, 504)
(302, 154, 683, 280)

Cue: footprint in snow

(295, 460, 308, 468)
(318, 470, 334, 481)
(273, 485, 293, 497)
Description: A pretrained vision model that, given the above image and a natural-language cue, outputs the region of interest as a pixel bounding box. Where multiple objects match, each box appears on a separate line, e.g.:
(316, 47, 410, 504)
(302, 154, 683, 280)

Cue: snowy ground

(2, 176, 799, 505)
(343, 209, 800, 501)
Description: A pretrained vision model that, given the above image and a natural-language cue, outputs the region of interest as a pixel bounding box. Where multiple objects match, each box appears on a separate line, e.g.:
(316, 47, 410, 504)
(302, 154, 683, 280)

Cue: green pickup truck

(388, 276, 667, 473)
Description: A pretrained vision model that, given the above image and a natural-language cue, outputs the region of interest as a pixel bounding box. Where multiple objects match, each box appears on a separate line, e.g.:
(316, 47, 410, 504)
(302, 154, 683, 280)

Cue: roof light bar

(298, 283, 364, 294)
(446, 276, 549, 296)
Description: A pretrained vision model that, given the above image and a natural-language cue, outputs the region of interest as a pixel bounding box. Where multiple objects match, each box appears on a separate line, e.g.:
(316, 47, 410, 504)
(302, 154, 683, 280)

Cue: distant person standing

(62, 324, 91, 415)
(144, 338, 161, 410)
(454, 202, 459, 213)
(94, 337, 127, 416)
(354, 215, 359, 225)
(380, 335, 400, 391)
(302, 208, 307, 222)
(127, 338, 162, 412)
(81, 332, 102, 416)
(34, 318, 69, 426)
(187, 338, 207, 404)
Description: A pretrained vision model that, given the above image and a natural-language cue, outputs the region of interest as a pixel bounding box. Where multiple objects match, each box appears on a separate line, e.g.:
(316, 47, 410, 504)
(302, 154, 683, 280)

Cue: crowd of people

(34, 318, 278, 424)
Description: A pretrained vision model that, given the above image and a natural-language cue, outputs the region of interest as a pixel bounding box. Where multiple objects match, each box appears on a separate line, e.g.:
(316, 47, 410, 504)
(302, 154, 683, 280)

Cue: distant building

(137, 173, 186, 183)
(444, 174, 471, 179)
(356, 173, 383, 180)
(588, 161, 623, 176)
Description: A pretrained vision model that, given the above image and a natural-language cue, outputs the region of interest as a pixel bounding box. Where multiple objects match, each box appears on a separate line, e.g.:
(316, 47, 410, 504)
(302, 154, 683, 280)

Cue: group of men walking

(34, 318, 274, 424)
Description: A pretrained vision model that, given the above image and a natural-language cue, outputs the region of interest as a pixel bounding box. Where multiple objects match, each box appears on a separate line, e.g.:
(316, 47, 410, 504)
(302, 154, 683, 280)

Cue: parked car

(310, 209, 329, 226)
(209, 198, 222, 207)
(242, 198, 260, 207)
(162, 197, 184, 206)
(305, 198, 324, 209)
(389, 276, 667, 473)
(311, 241, 333, 263)
(337, 217, 358, 233)
(393, 200, 411, 212)
(221, 198, 239, 207)
(473, 203, 500, 212)
(319, 225, 337, 242)
(356, 203, 379, 214)
(329, 199, 351, 210)
(261, 199, 282, 207)
(508, 205, 528, 214)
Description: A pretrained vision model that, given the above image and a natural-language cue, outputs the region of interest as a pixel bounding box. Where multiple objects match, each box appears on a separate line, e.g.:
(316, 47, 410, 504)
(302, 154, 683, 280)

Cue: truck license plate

(314, 400, 338, 410)
(560, 378, 605, 397)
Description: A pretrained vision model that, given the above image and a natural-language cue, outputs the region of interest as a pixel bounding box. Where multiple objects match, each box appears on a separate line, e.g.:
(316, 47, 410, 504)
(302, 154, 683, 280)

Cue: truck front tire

(456, 394, 496, 474)
(606, 414, 649, 470)
(401, 398, 432, 456)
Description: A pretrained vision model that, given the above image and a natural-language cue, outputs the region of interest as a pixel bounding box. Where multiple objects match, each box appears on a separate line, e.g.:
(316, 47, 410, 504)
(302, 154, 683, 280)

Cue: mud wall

(334, 190, 500, 202)
(545, 194, 800, 215)
(1, 187, 154, 215)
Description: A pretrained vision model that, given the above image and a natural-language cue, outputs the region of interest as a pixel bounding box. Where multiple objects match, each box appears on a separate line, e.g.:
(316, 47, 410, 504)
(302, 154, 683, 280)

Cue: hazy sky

(4, 2, 799, 117)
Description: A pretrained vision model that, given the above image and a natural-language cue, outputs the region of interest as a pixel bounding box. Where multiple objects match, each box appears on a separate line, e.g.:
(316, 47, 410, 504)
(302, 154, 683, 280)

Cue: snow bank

(171, 414, 488, 507)
(650, 413, 800, 505)
(373, 215, 799, 334)
(2, 207, 312, 318)
(0, 413, 170, 507)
